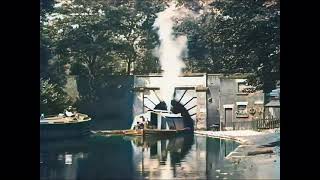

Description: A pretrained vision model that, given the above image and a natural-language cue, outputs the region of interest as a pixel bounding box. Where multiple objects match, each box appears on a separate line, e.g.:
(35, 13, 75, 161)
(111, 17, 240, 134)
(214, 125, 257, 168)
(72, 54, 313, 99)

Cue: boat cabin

(131, 110, 185, 130)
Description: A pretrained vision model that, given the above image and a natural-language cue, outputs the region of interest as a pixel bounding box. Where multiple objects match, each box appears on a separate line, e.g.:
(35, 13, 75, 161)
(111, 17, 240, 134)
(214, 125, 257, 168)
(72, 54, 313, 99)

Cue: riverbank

(195, 129, 280, 179)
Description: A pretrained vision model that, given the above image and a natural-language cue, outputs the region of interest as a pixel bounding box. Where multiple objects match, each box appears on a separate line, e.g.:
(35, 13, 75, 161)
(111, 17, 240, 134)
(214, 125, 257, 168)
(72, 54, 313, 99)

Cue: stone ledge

(195, 86, 208, 92)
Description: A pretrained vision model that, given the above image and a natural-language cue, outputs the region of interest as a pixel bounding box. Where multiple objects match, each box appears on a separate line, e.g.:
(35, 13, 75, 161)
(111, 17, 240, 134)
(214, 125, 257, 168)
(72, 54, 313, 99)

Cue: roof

(265, 100, 280, 107)
(149, 110, 183, 118)
(162, 113, 182, 118)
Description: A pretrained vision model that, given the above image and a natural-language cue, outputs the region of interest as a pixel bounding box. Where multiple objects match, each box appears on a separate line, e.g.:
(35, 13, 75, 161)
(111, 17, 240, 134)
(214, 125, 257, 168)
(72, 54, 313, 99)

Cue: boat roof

(152, 109, 170, 113)
(161, 113, 182, 118)
(146, 110, 183, 118)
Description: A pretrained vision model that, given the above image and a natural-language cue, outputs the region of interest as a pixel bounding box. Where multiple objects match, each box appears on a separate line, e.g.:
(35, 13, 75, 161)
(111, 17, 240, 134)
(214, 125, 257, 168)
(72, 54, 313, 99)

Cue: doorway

(224, 108, 233, 129)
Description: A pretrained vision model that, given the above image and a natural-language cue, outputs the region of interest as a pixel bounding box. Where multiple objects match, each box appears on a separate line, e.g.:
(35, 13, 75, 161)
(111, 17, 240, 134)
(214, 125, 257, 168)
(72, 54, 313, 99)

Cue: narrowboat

(125, 110, 192, 136)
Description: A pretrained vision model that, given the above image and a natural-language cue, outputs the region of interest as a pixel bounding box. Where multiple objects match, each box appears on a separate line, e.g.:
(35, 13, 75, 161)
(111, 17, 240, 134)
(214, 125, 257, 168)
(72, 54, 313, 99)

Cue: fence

(256, 118, 280, 129)
(221, 118, 280, 131)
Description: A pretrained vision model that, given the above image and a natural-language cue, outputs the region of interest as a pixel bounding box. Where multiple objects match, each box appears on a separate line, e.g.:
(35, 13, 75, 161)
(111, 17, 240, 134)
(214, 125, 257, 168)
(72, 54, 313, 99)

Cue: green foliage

(176, 0, 280, 92)
(40, 0, 280, 112)
(40, 0, 54, 18)
(40, 0, 165, 104)
(40, 78, 71, 115)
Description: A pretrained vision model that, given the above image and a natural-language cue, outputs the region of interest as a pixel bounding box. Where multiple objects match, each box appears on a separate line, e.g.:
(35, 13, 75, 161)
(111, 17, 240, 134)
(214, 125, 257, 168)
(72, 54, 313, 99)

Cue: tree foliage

(40, 78, 71, 115)
(177, 0, 280, 92)
(41, 0, 165, 104)
(40, 0, 280, 113)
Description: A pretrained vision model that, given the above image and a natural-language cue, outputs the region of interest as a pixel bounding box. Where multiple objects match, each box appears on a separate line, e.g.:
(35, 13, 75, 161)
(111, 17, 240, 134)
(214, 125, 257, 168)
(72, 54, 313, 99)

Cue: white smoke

(152, 3, 191, 110)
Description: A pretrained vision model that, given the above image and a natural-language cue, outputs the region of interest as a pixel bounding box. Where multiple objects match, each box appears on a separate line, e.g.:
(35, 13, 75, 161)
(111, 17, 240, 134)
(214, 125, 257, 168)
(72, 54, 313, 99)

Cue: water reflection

(129, 135, 239, 179)
(40, 135, 240, 180)
(128, 134, 194, 179)
(40, 138, 89, 180)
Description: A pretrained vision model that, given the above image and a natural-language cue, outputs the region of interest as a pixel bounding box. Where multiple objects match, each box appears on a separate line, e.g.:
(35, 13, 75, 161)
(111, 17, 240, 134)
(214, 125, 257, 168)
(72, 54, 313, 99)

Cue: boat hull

(143, 128, 192, 137)
(40, 120, 91, 140)
(93, 128, 192, 137)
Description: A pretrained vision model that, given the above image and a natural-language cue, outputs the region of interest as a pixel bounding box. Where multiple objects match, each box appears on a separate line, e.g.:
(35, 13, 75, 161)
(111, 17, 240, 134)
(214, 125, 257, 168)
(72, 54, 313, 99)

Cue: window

(238, 82, 255, 93)
(238, 82, 247, 93)
(236, 102, 249, 117)
(237, 105, 247, 115)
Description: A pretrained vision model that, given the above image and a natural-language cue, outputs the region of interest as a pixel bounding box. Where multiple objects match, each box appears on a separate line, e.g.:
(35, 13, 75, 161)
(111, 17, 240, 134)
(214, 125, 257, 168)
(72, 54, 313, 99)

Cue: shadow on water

(40, 135, 241, 180)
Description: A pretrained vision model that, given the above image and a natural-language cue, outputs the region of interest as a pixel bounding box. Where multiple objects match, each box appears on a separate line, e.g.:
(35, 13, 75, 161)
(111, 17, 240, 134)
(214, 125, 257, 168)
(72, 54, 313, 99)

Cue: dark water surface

(40, 135, 242, 179)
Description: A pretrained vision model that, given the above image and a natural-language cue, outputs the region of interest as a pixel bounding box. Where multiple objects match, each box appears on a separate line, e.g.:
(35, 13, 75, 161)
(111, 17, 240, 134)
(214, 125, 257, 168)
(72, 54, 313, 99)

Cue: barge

(94, 109, 192, 137)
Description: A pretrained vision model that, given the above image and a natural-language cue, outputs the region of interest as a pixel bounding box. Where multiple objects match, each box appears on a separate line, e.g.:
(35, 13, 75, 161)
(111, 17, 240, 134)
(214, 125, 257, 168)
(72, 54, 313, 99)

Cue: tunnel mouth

(153, 100, 194, 130)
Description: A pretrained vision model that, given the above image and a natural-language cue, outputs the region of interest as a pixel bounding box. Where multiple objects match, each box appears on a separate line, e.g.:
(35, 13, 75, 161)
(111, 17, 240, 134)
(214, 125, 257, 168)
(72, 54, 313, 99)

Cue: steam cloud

(152, 3, 190, 110)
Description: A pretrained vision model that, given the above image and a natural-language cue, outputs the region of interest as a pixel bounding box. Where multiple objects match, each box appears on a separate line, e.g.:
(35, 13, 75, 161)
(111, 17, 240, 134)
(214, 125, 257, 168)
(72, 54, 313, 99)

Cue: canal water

(40, 135, 242, 179)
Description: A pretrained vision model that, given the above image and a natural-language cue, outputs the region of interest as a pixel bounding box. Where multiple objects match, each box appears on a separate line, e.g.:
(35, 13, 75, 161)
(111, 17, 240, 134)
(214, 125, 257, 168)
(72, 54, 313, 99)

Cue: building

(133, 73, 265, 131)
(264, 86, 280, 119)
(208, 74, 265, 130)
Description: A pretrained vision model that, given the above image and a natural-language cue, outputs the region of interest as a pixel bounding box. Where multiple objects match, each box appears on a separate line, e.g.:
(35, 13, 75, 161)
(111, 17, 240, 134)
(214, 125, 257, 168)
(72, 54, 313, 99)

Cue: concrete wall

(219, 78, 237, 128)
(207, 75, 221, 128)
(134, 74, 207, 88)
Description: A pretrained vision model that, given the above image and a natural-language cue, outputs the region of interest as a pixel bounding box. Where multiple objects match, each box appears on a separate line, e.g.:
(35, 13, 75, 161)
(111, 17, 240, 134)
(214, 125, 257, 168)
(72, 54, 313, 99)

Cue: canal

(40, 134, 243, 179)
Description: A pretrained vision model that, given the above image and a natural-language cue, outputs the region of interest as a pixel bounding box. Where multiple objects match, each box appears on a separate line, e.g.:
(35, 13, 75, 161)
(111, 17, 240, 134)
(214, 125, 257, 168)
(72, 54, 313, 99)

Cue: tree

(40, 78, 71, 115)
(176, 0, 280, 93)
(103, 0, 163, 75)
(42, 0, 165, 103)
(40, 0, 55, 78)
(40, 0, 54, 18)
(213, 0, 280, 93)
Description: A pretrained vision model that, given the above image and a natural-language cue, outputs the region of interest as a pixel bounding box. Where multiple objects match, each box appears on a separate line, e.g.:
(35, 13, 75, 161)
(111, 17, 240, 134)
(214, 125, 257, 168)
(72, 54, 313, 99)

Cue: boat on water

(94, 109, 192, 137)
(40, 112, 92, 140)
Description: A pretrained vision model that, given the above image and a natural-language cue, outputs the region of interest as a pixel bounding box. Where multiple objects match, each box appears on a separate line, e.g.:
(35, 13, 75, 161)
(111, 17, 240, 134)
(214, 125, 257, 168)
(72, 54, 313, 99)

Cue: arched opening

(153, 100, 194, 130)
(153, 101, 167, 111)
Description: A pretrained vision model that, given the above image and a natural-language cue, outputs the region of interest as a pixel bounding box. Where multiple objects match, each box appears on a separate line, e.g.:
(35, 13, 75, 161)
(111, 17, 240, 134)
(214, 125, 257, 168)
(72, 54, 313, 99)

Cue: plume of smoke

(152, 3, 190, 110)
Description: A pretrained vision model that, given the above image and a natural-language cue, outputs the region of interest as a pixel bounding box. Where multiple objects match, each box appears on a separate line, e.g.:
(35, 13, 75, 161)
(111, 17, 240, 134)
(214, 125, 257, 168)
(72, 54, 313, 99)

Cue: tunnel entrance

(133, 74, 209, 130)
(153, 100, 194, 130)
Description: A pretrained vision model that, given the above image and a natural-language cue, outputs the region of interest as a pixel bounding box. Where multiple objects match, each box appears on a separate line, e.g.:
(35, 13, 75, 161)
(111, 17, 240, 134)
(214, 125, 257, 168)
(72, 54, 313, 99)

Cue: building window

(236, 102, 249, 118)
(238, 82, 247, 93)
(237, 105, 247, 114)
(238, 82, 255, 93)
